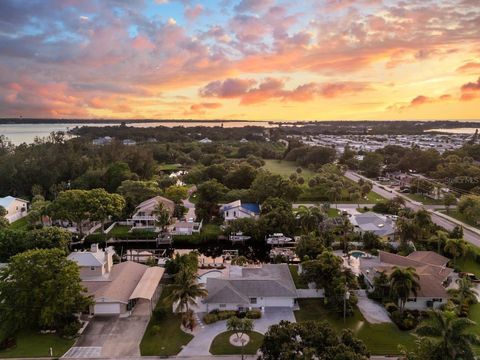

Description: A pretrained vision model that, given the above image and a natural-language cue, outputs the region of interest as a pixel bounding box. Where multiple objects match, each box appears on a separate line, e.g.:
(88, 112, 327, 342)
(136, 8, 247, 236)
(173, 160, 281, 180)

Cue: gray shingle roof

(204, 264, 296, 304)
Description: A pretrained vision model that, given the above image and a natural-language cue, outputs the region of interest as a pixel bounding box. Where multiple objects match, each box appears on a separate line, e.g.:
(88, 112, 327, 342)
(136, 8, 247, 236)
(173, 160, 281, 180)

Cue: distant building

(122, 139, 136, 146)
(240, 138, 249, 143)
(220, 200, 260, 222)
(127, 196, 175, 230)
(92, 136, 112, 145)
(198, 137, 212, 144)
(0, 196, 28, 223)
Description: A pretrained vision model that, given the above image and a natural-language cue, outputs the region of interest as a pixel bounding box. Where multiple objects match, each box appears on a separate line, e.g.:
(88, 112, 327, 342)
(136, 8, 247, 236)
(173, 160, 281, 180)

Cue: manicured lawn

(209, 331, 264, 355)
(108, 224, 131, 237)
(289, 265, 308, 289)
(294, 299, 415, 355)
(0, 331, 74, 358)
(8, 217, 28, 231)
(262, 160, 316, 180)
(440, 210, 479, 230)
(140, 285, 193, 356)
(326, 208, 340, 217)
(406, 193, 443, 205)
(457, 244, 480, 276)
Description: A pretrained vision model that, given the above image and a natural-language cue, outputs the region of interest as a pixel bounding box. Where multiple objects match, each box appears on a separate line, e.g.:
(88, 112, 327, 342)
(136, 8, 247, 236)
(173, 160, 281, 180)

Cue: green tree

(415, 310, 480, 360)
(301, 250, 343, 293)
(117, 180, 161, 211)
(25, 196, 51, 226)
(359, 152, 384, 178)
(0, 206, 8, 229)
(444, 238, 468, 265)
(258, 320, 369, 360)
(250, 171, 301, 203)
(458, 195, 480, 225)
(226, 316, 254, 343)
(87, 188, 125, 233)
(164, 185, 188, 204)
(0, 248, 91, 335)
(295, 233, 325, 261)
(296, 205, 324, 233)
(443, 193, 457, 214)
(195, 179, 227, 222)
(389, 267, 420, 312)
(104, 161, 135, 192)
(49, 190, 90, 236)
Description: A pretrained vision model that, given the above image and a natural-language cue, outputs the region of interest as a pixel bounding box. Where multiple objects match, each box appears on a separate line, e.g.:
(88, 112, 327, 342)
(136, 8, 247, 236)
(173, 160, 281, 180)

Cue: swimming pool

(349, 251, 367, 258)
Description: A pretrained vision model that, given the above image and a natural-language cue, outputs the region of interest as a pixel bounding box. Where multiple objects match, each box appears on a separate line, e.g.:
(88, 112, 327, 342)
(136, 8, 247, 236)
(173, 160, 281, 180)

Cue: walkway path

(178, 308, 295, 357)
(356, 292, 392, 324)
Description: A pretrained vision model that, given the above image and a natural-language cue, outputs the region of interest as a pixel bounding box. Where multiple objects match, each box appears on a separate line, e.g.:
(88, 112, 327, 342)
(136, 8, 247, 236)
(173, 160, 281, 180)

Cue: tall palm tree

(153, 202, 170, 231)
(416, 310, 480, 360)
(339, 214, 352, 255)
(448, 277, 478, 311)
(389, 267, 420, 312)
(444, 238, 468, 266)
(168, 269, 208, 315)
(296, 205, 324, 233)
(428, 230, 449, 254)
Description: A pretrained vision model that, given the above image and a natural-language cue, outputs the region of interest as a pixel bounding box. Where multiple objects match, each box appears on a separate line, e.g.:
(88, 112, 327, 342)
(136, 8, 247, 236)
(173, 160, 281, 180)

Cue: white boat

(266, 233, 294, 245)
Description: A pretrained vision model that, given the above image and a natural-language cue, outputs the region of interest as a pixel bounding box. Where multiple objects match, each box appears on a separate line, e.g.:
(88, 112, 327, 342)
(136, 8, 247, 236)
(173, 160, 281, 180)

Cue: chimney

(105, 246, 115, 273)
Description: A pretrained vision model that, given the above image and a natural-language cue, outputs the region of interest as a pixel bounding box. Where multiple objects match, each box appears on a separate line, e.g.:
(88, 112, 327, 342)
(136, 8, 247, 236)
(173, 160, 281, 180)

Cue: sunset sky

(0, 0, 479, 121)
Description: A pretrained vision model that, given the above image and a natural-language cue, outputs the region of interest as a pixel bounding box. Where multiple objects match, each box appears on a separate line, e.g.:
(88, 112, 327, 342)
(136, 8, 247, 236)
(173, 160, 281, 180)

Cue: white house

(193, 264, 297, 313)
(122, 139, 136, 146)
(92, 136, 112, 145)
(127, 196, 175, 230)
(360, 250, 453, 310)
(351, 212, 396, 240)
(0, 196, 28, 223)
(219, 200, 260, 222)
(172, 219, 203, 235)
(68, 244, 165, 316)
(198, 137, 212, 144)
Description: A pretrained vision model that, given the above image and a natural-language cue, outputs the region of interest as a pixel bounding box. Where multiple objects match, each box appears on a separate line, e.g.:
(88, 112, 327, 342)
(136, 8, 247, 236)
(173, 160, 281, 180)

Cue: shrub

(385, 302, 398, 313)
(246, 309, 262, 319)
(203, 313, 219, 324)
(236, 311, 246, 319)
(153, 307, 167, 322)
(59, 320, 82, 338)
(217, 310, 237, 320)
(390, 310, 420, 331)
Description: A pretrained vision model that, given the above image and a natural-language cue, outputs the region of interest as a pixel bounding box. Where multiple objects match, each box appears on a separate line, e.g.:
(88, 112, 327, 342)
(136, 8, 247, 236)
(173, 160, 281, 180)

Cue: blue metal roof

(241, 203, 260, 215)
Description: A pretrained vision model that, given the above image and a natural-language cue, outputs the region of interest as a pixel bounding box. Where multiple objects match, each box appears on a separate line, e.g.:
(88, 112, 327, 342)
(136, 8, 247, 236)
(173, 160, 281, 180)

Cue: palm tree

(428, 230, 449, 254)
(339, 214, 352, 255)
(349, 191, 361, 209)
(444, 238, 468, 266)
(168, 269, 208, 318)
(389, 267, 420, 312)
(448, 277, 478, 312)
(153, 202, 170, 231)
(296, 205, 324, 233)
(415, 310, 480, 360)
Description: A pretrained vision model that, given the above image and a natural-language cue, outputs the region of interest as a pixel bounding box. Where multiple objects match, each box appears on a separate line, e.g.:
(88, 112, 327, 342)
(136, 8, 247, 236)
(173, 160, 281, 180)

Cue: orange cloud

(461, 77, 480, 101)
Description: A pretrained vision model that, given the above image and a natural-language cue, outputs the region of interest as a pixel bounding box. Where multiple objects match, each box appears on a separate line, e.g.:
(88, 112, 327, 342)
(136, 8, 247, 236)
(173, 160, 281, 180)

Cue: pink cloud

(185, 4, 204, 21)
(461, 77, 480, 101)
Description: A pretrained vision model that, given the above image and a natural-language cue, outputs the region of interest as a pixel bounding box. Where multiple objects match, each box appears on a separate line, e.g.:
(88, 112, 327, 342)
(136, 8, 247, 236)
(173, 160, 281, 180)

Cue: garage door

(94, 303, 121, 315)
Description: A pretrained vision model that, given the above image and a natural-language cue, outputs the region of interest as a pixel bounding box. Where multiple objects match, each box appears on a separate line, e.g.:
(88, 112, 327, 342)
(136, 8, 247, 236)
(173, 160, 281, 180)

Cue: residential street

(345, 171, 480, 248)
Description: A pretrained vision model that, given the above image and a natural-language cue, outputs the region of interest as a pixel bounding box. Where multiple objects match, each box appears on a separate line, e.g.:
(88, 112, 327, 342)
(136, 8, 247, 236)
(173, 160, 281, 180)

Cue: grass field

(8, 217, 28, 231)
(440, 210, 479, 230)
(209, 331, 264, 355)
(107, 224, 130, 237)
(294, 299, 415, 355)
(289, 265, 308, 289)
(140, 285, 193, 356)
(262, 160, 316, 180)
(0, 331, 74, 358)
(406, 193, 443, 205)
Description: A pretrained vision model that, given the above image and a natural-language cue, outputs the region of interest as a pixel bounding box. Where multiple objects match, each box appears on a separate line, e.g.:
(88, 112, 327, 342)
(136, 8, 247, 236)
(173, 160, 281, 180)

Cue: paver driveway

(178, 307, 296, 357)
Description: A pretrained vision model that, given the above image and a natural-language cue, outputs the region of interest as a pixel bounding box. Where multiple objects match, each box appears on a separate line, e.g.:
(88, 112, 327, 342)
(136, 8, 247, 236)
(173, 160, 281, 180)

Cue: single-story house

(68, 244, 164, 315)
(193, 264, 297, 313)
(172, 219, 202, 235)
(122, 139, 136, 146)
(360, 250, 453, 310)
(351, 211, 395, 240)
(198, 137, 212, 144)
(92, 136, 112, 145)
(0, 196, 29, 223)
(127, 196, 175, 229)
(220, 200, 260, 222)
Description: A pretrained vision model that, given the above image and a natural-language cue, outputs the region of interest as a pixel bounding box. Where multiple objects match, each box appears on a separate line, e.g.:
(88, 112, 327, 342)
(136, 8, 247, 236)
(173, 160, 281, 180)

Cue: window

(234, 211, 237, 217)
(219, 304, 226, 308)
(226, 211, 229, 217)
(407, 298, 417, 302)
(432, 298, 443, 302)
(90, 266, 95, 271)
(250, 298, 257, 304)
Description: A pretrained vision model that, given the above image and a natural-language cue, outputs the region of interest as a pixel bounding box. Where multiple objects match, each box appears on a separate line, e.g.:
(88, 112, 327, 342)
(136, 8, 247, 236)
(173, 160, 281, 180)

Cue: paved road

(345, 171, 480, 247)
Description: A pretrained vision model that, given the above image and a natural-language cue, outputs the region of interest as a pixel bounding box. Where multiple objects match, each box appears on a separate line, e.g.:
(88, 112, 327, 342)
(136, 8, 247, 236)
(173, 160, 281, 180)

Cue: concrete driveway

(178, 307, 296, 357)
(63, 301, 151, 358)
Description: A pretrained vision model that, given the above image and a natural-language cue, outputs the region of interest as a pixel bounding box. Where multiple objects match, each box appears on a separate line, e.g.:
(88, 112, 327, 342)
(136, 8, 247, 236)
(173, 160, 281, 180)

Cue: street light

(241, 338, 246, 360)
